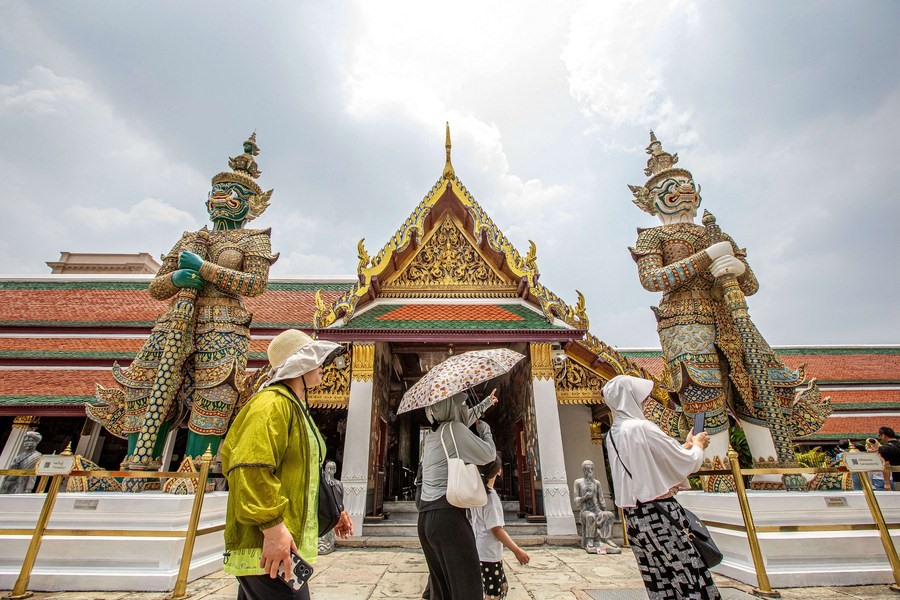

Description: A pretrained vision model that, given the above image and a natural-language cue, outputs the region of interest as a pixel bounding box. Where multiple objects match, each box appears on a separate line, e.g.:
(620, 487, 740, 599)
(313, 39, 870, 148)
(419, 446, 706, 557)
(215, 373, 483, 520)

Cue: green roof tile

(341, 303, 568, 331)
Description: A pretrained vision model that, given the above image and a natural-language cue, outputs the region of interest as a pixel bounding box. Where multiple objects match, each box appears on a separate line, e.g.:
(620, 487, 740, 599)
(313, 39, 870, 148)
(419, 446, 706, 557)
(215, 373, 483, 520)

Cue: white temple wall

(340, 343, 375, 537)
(558, 404, 613, 512)
(531, 376, 577, 535)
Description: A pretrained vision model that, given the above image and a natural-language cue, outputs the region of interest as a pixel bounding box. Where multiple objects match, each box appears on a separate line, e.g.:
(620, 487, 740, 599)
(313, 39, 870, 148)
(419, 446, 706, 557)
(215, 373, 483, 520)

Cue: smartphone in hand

(276, 549, 314, 591)
(693, 412, 706, 435)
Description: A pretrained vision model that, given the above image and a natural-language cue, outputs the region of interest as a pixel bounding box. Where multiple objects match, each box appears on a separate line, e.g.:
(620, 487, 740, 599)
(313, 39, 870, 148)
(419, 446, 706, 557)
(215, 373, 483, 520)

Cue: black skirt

(624, 499, 721, 600)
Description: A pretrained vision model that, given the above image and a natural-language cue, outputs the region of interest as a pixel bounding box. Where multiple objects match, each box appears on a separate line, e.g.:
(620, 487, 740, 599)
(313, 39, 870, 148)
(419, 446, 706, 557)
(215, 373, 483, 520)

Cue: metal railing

(0, 455, 216, 600)
(619, 449, 899, 598)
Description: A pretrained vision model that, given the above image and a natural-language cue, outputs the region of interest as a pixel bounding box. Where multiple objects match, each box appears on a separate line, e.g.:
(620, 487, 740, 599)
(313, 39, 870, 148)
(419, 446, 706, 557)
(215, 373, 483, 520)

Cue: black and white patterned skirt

(480, 560, 508, 599)
(624, 498, 721, 600)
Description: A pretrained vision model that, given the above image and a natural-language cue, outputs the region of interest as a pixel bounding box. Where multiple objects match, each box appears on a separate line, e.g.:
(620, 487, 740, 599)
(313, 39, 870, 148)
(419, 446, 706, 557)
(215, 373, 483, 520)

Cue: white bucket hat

(263, 329, 343, 388)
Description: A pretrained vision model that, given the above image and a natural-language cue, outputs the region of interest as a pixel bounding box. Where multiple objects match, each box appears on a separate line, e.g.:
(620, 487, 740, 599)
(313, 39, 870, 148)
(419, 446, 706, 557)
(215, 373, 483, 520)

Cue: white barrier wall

(678, 490, 900, 588)
(0, 491, 227, 592)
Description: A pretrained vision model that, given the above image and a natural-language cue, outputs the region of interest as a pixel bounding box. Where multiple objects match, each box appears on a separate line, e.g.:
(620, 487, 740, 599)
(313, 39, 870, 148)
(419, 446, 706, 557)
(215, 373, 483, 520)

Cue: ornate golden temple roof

(313, 124, 590, 333)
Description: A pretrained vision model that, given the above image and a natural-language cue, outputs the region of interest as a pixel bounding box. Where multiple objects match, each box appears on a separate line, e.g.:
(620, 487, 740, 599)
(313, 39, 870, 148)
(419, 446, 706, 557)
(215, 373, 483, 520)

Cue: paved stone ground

(8, 547, 899, 599)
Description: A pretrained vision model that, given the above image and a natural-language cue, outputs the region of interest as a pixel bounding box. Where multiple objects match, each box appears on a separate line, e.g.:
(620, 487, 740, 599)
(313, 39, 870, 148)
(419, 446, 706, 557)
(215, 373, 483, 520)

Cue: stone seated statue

(573, 459, 620, 554)
(1, 431, 42, 494)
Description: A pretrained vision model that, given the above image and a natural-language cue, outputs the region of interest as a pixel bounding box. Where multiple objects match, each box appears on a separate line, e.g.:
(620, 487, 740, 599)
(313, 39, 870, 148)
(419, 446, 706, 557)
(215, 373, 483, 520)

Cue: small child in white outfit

(471, 454, 529, 600)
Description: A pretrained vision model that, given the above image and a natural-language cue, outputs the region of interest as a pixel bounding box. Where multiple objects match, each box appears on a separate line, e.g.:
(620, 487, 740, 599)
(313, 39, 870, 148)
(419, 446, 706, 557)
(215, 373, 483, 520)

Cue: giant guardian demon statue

(88, 134, 278, 491)
(627, 133, 833, 491)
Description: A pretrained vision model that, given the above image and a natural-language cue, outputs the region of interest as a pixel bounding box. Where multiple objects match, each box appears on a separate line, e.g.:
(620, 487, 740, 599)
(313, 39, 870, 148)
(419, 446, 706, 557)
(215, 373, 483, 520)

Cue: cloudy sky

(1, 1, 898, 347)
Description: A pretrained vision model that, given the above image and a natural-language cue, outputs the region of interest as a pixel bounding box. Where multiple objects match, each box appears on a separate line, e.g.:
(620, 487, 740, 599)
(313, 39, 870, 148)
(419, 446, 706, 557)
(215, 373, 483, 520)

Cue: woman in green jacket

(221, 329, 352, 599)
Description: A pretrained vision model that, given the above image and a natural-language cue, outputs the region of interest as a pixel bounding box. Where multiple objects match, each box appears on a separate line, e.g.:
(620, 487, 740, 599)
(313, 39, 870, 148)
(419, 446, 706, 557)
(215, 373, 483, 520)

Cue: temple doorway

(372, 342, 531, 517)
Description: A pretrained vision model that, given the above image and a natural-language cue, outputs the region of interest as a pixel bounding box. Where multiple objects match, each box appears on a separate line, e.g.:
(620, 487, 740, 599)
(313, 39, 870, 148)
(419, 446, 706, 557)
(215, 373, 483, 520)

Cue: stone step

(363, 520, 549, 537)
(368, 511, 526, 524)
(382, 500, 522, 513)
(337, 534, 584, 549)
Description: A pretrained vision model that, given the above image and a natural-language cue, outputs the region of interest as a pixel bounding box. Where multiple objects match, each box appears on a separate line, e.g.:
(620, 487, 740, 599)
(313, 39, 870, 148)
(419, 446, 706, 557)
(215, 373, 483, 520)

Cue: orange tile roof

(825, 389, 900, 406)
(629, 357, 666, 379)
(0, 287, 342, 328)
(245, 290, 342, 326)
(621, 352, 900, 384)
(376, 304, 526, 321)
(0, 369, 117, 396)
(0, 289, 166, 323)
(807, 415, 900, 439)
(0, 337, 145, 353)
(0, 336, 272, 358)
(780, 354, 900, 383)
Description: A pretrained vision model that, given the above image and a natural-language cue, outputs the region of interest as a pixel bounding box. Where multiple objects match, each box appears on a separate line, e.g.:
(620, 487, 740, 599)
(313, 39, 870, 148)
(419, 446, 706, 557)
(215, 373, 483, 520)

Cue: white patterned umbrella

(397, 348, 525, 414)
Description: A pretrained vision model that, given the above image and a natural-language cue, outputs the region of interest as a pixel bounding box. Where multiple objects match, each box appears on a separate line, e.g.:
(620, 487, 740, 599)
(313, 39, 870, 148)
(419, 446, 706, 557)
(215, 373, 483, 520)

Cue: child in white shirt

(471, 454, 529, 600)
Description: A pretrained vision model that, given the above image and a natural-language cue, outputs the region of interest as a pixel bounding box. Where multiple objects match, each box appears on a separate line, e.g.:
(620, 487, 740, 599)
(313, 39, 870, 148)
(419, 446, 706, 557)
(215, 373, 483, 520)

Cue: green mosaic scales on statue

(88, 134, 278, 491)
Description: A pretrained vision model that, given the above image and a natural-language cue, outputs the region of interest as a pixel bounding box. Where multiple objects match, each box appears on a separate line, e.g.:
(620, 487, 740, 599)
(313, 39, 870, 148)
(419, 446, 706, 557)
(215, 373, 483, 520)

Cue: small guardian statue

(573, 459, 620, 554)
(1, 431, 42, 494)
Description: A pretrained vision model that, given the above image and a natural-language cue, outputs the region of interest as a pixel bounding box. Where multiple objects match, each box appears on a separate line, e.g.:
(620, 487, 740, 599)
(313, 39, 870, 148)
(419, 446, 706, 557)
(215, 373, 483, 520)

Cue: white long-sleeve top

(603, 375, 705, 508)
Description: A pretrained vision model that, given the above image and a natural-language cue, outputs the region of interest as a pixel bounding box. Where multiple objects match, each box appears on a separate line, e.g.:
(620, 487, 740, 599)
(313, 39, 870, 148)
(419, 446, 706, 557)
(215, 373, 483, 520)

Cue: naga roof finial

(643, 130, 679, 177)
(443, 121, 455, 179)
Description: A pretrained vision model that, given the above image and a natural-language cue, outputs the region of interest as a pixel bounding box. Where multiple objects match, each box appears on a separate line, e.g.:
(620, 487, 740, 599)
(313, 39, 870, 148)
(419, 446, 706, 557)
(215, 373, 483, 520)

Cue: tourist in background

(864, 438, 886, 491)
(603, 375, 720, 600)
(833, 439, 862, 490)
(877, 427, 900, 490)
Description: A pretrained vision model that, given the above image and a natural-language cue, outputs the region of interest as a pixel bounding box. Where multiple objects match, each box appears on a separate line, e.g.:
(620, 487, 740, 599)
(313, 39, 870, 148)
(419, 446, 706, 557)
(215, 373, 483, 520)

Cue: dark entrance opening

(379, 343, 527, 508)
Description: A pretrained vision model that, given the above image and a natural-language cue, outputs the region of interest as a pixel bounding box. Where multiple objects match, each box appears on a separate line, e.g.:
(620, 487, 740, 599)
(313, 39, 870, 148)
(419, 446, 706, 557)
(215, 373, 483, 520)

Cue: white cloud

(342, 2, 575, 260)
(65, 198, 197, 233)
(562, 0, 700, 148)
(0, 65, 210, 268)
(0, 65, 90, 116)
(275, 251, 352, 276)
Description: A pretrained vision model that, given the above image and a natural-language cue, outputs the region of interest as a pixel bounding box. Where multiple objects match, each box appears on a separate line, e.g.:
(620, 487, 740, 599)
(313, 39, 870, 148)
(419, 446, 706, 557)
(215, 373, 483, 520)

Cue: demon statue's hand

(710, 255, 746, 278)
(178, 251, 204, 271)
(171, 269, 204, 289)
(705, 241, 733, 261)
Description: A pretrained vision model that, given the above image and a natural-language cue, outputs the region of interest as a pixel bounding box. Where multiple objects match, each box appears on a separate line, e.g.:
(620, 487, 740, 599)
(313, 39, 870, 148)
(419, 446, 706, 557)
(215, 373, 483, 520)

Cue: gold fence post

(6, 474, 64, 600)
(620, 508, 630, 548)
(169, 447, 213, 600)
(728, 448, 780, 598)
(858, 470, 900, 592)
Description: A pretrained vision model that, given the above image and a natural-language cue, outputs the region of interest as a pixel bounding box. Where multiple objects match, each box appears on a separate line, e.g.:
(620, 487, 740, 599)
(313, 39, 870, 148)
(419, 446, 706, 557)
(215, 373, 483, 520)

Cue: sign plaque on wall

(35, 454, 75, 476)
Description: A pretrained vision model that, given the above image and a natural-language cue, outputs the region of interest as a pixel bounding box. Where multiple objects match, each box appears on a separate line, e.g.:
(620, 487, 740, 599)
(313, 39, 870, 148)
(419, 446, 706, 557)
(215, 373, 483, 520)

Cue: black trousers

(418, 506, 483, 600)
(236, 574, 311, 600)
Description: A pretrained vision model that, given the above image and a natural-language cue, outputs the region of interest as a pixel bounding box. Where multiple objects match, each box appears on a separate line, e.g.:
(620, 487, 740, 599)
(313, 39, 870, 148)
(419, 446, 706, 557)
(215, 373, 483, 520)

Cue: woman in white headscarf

(602, 375, 719, 600)
(418, 390, 497, 600)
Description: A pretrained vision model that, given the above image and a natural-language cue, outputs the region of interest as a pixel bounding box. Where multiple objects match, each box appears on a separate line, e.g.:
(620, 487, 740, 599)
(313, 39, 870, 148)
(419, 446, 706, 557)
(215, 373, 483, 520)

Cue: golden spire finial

(643, 130, 679, 177)
(443, 121, 455, 179)
(201, 444, 214, 463)
(61, 442, 74, 456)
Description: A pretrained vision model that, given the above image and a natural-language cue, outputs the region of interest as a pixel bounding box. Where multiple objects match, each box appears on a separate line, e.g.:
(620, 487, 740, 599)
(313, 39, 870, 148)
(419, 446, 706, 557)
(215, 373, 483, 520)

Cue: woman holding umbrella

(419, 390, 497, 599)
(400, 348, 524, 600)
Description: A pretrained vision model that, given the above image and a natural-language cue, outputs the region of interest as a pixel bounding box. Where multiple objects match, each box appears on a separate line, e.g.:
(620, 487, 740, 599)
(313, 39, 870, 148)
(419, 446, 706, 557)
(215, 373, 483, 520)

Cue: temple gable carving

(382, 214, 515, 297)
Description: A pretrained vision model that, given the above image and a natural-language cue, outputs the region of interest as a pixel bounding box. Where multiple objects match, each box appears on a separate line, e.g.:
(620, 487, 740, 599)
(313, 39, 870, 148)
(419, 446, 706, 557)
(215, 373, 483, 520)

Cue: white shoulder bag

(440, 423, 487, 508)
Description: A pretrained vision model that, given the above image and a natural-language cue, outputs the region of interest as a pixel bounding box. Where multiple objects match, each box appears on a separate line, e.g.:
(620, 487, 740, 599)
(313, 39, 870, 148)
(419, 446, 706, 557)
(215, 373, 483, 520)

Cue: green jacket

(221, 384, 324, 575)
